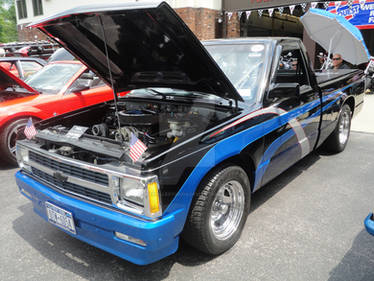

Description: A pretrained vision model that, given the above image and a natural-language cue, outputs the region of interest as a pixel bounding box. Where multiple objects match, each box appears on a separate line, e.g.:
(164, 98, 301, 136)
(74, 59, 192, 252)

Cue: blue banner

(327, 0, 374, 29)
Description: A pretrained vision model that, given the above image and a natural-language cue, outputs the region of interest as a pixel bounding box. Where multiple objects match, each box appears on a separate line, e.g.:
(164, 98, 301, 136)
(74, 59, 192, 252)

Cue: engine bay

(35, 97, 233, 165)
(89, 101, 212, 148)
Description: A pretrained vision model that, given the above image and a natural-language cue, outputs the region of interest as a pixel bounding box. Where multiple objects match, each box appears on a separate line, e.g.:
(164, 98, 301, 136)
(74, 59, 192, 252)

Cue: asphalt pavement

(1, 130, 374, 281)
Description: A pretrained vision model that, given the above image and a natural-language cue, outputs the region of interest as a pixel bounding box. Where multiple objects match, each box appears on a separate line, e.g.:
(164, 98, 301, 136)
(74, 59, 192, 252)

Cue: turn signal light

(147, 182, 160, 214)
(115, 232, 146, 247)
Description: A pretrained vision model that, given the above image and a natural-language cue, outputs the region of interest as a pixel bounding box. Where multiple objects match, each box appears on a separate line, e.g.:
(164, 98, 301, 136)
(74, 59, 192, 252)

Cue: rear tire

(0, 118, 29, 165)
(323, 104, 352, 153)
(182, 165, 251, 255)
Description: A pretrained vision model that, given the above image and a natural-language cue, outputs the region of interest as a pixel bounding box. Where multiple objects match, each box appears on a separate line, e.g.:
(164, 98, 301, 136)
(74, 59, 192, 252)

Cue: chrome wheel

(210, 180, 245, 241)
(183, 165, 250, 255)
(7, 121, 27, 157)
(339, 110, 350, 145)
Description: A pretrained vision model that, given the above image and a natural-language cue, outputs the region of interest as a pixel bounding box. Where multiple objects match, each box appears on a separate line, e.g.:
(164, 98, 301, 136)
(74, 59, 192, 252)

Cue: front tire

(323, 104, 352, 153)
(0, 118, 29, 165)
(182, 165, 251, 255)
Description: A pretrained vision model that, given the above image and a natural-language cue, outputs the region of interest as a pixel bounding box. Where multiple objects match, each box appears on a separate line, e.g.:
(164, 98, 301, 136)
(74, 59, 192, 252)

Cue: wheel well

(0, 116, 41, 134)
(344, 97, 355, 116)
(203, 154, 256, 192)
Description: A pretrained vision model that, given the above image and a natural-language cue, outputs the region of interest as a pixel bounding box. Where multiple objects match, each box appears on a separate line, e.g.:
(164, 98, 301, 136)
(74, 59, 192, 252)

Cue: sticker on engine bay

(65, 126, 89, 139)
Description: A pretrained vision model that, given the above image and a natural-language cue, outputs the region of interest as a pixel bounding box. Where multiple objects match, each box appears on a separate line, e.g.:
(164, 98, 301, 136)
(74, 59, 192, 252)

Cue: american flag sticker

(24, 117, 37, 140)
(129, 133, 147, 162)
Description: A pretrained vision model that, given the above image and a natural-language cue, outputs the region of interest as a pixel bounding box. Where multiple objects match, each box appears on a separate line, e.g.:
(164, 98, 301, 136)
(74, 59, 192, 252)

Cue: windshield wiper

(125, 87, 238, 111)
(145, 88, 167, 99)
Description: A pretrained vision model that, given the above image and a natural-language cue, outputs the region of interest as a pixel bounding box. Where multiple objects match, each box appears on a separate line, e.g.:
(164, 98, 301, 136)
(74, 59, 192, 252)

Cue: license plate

(45, 202, 76, 235)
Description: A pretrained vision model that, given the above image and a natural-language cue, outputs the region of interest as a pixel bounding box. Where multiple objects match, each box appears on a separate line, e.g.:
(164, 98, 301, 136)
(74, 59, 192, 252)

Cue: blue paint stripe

(165, 95, 322, 216)
(253, 91, 348, 190)
(254, 128, 296, 189)
(164, 82, 356, 218)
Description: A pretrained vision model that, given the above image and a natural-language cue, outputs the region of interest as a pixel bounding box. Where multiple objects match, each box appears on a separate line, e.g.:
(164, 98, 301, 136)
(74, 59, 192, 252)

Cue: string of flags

(224, 1, 351, 22)
(290, 5, 296, 14)
(300, 3, 308, 12)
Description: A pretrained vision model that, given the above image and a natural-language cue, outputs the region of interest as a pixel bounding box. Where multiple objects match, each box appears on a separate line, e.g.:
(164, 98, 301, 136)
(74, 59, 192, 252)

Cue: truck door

(259, 41, 321, 187)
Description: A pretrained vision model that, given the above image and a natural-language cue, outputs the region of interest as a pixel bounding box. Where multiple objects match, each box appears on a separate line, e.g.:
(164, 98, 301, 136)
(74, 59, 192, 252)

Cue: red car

(0, 60, 115, 164)
(0, 57, 46, 80)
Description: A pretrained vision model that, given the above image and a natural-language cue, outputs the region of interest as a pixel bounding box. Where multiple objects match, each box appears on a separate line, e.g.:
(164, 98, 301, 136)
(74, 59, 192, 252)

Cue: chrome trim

(339, 109, 350, 145)
(209, 180, 245, 241)
(29, 160, 109, 193)
(28, 169, 113, 207)
(18, 141, 162, 219)
(22, 171, 155, 222)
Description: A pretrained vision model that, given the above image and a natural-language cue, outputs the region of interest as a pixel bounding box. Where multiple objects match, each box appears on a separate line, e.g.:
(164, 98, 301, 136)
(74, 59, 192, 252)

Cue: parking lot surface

(1, 131, 374, 281)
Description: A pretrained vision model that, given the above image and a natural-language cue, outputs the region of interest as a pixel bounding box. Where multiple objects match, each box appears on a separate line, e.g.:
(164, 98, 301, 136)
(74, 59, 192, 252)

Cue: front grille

(32, 167, 112, 204)
(29, 151, 109, 186)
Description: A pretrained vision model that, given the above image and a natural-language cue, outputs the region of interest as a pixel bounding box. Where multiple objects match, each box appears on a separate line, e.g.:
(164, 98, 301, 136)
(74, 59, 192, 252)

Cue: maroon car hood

(0, 65, 39, 94)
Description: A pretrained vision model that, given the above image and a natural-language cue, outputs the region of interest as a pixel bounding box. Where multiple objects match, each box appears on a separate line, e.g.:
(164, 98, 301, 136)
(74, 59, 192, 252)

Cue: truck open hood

(30, 1, 243, 102)
(0, 65, 38, 94)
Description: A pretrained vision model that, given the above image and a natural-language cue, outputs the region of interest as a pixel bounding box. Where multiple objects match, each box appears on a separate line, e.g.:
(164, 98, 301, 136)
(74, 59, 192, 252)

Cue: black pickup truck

(15, 2, 365, 265)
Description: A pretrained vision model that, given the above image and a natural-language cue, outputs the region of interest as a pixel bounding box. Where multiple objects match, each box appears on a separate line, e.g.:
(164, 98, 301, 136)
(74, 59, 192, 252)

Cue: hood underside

(0, 65, 38, 94)
(30, 1, 243, 102)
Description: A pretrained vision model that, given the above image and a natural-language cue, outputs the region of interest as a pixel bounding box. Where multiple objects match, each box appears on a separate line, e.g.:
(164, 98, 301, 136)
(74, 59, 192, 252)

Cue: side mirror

(80, 72, 95, 80)
(268, 83, 300, 99)
(69, 82, 89, 93)
(89, 77, 101, 87)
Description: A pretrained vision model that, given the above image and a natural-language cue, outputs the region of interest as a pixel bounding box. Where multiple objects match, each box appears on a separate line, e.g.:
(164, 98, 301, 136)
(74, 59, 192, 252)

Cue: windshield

(205, 43, 266, 103)
(48, 48, 75, 63)
(25, 63, 82, 94)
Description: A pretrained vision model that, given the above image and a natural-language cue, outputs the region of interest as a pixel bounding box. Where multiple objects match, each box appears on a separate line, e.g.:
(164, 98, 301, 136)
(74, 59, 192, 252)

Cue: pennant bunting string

(227, 11, 233, 21)
(268, 8, 274, 17)
(246, 10, 252, 19)
(289, 5, 296, 14)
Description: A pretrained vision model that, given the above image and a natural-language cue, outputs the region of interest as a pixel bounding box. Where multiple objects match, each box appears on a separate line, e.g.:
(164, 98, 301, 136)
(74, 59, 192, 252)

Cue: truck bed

(314, 69, 361, 86)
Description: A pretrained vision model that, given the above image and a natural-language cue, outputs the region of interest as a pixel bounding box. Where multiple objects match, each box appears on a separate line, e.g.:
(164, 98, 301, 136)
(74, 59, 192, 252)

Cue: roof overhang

(223, 0, 329, 11)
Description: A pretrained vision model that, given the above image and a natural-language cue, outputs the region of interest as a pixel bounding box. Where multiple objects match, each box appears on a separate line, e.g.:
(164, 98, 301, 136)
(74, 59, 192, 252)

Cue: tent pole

(325, 31, 340, 70)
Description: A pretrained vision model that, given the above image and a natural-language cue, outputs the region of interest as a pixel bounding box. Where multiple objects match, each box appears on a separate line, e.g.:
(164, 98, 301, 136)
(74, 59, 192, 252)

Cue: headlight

(119, 177, 145, 206)
(16, 144, 31, 172)
(113, 175, 162, 219)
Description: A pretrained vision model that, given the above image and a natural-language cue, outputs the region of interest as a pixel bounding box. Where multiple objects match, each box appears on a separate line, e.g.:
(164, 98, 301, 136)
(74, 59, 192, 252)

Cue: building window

(32, 0, 43, 16)
(16, 0, 27, 19)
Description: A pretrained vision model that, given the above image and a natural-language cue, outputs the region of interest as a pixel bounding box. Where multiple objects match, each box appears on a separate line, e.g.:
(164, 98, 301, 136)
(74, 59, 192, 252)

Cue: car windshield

(48, 48, 75, 63)
(25, 63, 82, 94)
(205, 43, 267, 103)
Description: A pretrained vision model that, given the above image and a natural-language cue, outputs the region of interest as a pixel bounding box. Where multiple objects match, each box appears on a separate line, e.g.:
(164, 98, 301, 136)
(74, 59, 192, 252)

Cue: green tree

(0, 0, 17, 43)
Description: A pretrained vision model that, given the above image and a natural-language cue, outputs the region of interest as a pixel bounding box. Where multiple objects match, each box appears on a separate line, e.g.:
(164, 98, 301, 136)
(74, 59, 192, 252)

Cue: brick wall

(175, 7, 220, 40)
(17, 7, 221, 42)
(226, 13, 240, 38)
(17, 24, 48, 42)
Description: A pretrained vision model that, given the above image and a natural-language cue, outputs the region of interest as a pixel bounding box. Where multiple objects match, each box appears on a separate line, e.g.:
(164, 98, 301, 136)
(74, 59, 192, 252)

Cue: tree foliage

(0, 0, 18, 43)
